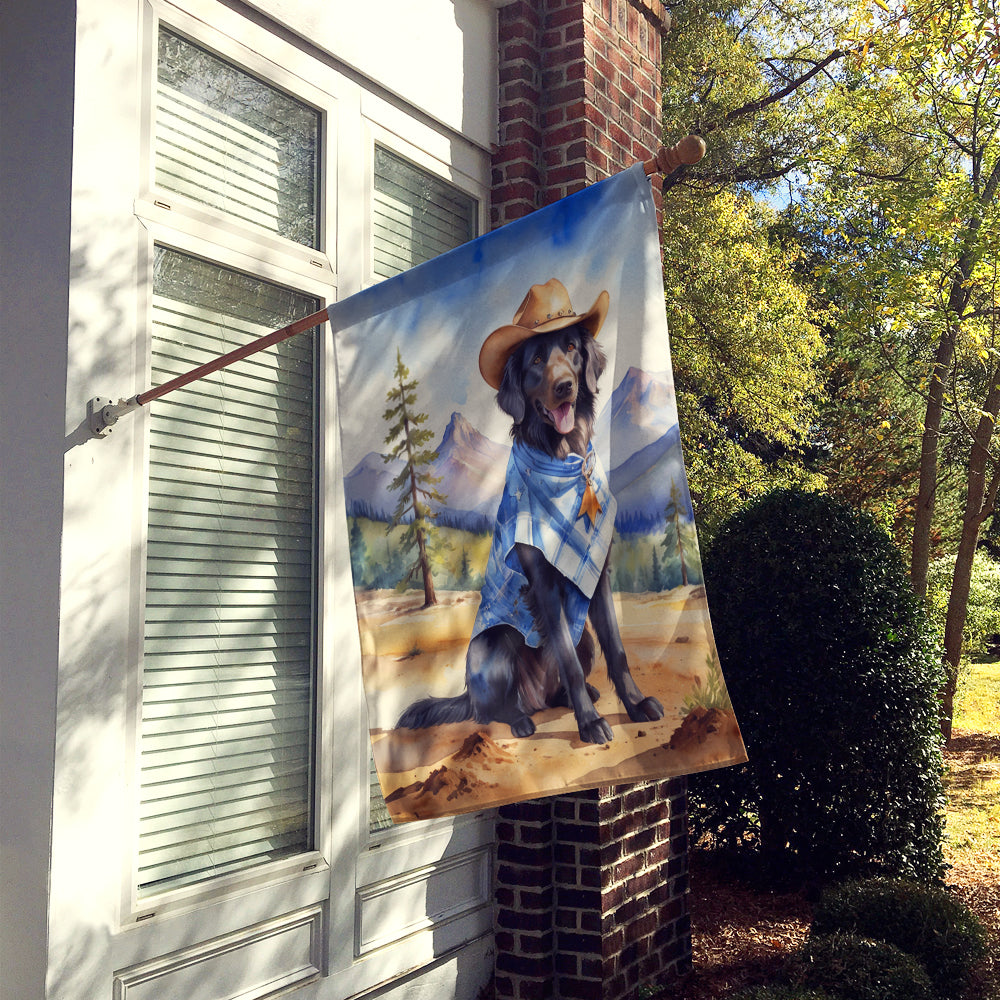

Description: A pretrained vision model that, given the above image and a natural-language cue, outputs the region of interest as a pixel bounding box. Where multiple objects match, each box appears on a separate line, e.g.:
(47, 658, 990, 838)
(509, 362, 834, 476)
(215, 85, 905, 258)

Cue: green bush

(733, 987, 837, 1000)
(811, 878, 988, 999)
(791, 933, 934, 1000)
(691, 489, 946, 882)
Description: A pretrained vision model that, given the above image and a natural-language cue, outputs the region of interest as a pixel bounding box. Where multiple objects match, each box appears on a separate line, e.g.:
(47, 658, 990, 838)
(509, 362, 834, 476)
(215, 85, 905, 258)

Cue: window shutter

(138, 248, 318, 895)
(367, 148, 478, 832)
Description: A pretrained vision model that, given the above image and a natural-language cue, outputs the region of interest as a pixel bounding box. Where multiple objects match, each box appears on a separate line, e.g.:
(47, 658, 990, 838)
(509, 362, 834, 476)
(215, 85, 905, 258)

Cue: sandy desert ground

(354, 585, 747, 822)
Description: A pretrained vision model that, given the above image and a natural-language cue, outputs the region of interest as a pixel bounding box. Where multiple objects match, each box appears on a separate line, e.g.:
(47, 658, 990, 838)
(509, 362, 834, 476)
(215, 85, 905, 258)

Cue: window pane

(139, 247, 318, 895)
(368, 150, 478, 833)
(372, 146, 477, 279)
(156, 28, 320, 248)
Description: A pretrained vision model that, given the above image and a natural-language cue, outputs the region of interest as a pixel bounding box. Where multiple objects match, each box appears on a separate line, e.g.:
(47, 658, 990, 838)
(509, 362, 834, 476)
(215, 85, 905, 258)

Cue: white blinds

(367, 148, 478, 832)
(156, 28, 320, 248)
(372, 146, 478, 280)
(139, 248, 318, 895)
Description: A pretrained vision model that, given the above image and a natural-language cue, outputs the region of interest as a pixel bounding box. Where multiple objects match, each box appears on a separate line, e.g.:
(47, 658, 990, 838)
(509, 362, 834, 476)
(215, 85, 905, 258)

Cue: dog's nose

(555, 378, 573, 399)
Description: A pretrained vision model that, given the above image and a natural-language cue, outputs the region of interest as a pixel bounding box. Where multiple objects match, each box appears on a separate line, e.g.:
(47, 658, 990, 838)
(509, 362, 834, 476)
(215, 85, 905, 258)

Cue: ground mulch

(670, 733, 1000, 999)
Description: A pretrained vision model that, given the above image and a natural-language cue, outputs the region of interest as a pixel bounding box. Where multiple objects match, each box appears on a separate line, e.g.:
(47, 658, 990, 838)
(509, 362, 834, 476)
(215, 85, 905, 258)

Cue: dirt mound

(667, 706, 737, 753)
(452, 731, 516, 766)
(384, 764, 497, 819)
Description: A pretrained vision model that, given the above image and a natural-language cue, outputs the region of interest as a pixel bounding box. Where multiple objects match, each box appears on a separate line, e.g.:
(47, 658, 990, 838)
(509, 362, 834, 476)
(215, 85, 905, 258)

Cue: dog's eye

(532, 354, 543, 365)
(567, 340, 577, 352)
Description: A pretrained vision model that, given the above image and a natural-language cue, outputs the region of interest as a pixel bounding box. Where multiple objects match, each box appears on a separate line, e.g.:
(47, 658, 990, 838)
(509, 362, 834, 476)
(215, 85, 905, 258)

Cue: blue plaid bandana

(472, 440, 617, 648)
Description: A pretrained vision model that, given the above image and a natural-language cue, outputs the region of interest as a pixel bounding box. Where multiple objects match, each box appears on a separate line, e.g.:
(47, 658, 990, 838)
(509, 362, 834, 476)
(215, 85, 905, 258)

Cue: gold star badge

(579, 480, 602, 528)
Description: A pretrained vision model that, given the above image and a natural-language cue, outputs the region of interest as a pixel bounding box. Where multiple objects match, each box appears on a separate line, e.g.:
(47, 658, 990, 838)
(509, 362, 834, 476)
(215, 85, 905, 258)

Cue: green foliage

(382, 347, 445, 603)
(790, 934, 934, 1000)
(664, 190, 827, 536)
(348, 518, 489, 593)
(811, 878, 988, 999)
(610, 531, 704, 593)
(733, 987, 836, 1000)
(927, 550, 1000, 659)
(691, 488, 947, 882)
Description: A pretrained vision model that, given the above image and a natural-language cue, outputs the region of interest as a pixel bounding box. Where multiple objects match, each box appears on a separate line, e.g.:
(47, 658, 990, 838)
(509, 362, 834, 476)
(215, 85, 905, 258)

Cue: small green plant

(733, 987, 836, 1000)
(682, 654, 733, 713)
(790, 933, 934, 1000)
(811, 878, 988, 999)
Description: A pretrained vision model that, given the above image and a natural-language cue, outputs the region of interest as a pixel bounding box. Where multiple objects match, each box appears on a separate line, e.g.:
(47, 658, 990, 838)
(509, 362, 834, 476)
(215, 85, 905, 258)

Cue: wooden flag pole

(88, 135, 705, 437)
(87, 307, 330, 437)
(643, 134, 706, 176)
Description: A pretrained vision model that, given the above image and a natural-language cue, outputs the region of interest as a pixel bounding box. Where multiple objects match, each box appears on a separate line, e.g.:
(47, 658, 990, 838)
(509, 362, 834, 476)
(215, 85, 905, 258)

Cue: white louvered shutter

(372, 146, 478, 280)
(155, 27, 320, 248)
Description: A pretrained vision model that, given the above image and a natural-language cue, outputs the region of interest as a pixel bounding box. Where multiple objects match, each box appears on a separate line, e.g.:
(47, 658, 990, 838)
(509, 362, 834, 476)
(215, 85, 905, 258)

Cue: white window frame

(112, 1, 496, 992)
(123, 0, 339, 931)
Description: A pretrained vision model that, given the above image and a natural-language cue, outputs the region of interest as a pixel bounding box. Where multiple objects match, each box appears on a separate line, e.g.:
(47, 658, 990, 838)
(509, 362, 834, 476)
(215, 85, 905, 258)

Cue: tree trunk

(408, 462, 437, 608)
(940, 377, 1000, 740)
(910, 329, 955, 597)
(910, 160, 1000, 594)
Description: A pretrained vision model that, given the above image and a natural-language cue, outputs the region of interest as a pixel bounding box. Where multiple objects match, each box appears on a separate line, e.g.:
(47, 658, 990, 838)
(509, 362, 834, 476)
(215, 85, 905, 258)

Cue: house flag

(331, 164, 746, 822)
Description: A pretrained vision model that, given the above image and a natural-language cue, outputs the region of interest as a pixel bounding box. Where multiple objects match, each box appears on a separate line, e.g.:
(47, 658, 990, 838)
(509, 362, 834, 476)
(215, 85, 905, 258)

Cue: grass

(945, 660, 1000, 868)
(955, 658, 1000, 733)
(942, 659, 1000, 1000)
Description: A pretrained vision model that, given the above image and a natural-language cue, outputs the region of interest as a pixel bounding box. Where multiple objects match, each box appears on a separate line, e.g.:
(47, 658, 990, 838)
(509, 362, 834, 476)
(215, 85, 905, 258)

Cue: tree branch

(703, 49, 848, 133)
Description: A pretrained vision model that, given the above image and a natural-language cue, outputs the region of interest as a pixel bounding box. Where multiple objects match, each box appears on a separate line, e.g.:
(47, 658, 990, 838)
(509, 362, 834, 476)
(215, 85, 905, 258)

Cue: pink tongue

(552, 402, 574, 434)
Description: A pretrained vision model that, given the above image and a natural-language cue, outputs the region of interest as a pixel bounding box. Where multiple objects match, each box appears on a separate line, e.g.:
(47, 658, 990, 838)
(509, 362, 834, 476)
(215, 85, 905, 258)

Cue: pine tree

(663, 481, 689, 588)
(382, 347, 445, 607)
(348, 517, 368, 586)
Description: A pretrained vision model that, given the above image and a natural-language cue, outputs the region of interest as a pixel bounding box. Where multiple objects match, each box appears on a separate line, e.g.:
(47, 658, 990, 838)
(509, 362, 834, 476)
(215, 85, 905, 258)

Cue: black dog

(396, 324, 663, 744)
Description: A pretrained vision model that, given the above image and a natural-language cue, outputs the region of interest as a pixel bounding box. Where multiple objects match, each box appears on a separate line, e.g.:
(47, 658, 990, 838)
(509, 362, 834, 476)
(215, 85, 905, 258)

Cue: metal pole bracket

(88, 396, 140, 438)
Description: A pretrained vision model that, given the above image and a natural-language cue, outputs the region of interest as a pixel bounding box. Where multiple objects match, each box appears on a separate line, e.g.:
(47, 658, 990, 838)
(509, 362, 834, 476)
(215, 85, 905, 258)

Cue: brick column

(491, 3, 691, 999)
(492, 0, 668, 227)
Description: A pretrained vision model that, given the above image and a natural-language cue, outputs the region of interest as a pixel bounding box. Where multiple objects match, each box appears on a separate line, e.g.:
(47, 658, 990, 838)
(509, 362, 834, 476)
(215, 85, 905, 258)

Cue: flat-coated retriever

(396, 320, 664, 745)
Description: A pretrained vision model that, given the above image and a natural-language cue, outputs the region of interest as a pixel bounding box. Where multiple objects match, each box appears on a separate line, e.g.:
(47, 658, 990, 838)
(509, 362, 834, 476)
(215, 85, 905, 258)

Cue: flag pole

(87, 306, 329, 437)
(642, 134, 706, 176)
(88, 135, 705, 438)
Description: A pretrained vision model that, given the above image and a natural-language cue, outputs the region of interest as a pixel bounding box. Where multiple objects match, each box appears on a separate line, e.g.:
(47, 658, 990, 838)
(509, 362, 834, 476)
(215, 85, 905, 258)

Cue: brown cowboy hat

(478, 278, 610, 389)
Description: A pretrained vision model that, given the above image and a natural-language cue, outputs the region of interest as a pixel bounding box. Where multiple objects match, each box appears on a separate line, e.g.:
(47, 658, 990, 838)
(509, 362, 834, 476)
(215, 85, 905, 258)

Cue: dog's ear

(582, 334, 607, 394)
(497, 357, 526, 422)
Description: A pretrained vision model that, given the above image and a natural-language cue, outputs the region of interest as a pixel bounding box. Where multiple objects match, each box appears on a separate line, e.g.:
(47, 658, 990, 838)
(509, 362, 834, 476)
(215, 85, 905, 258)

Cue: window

(155, 28, 320, 247)
(136, 26, 323, 897)
(372, 145, 478, 279)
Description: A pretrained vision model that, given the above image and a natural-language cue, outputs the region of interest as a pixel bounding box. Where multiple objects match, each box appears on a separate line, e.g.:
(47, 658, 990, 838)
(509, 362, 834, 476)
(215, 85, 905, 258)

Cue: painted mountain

(344, 412, 508, 533)
(344, 368, 690, 535)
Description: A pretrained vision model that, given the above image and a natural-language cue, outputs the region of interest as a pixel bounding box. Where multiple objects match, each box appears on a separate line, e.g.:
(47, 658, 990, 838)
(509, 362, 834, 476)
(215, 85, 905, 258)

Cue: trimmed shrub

(792, 933, 934, 1000)
(812, 878, 988, 999)
(733, 987, 837, 1000)
(691, 489, 946, 882)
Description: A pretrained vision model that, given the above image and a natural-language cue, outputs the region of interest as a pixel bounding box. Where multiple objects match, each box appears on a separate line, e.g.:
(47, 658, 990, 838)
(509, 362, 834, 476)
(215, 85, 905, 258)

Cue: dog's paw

(511, 715, 536, 738)
(628, 696, 664, 722)
(579, 716, 614, 745)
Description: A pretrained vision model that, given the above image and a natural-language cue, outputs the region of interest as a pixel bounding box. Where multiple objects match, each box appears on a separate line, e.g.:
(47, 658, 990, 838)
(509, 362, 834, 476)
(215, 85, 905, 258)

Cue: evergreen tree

(382, 347, 445, 607)
(663, 481, 690, 587)
(348, 517, 368, 587)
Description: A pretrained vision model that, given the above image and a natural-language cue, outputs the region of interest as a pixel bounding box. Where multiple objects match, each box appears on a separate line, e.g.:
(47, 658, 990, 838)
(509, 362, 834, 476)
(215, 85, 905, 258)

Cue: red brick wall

(492, 0, 668, 227)
(490, 4, 690, 998)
